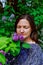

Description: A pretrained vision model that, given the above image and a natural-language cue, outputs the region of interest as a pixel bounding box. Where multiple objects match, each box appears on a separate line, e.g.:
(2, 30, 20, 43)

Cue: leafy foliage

(0, 36, 20, 56)
(0, 36, 31, 64)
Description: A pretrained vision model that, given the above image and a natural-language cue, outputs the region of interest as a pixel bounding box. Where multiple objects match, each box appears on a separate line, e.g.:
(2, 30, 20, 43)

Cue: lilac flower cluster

(2, 14, 15, 22)
(5, 51, 15, 65)
(2, 16, 7, 22)
(0, 50, 6, 55)
(12, 32, 24, 41)
(0, 63, 2, 65)
(4, 33, 24, 65)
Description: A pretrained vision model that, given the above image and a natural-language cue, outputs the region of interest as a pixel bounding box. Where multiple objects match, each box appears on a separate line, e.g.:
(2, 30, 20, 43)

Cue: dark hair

(14, 14, 38, 43)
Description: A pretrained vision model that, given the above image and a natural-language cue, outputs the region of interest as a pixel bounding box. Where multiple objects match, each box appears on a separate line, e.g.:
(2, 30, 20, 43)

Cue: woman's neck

(24, 37, 35, 44)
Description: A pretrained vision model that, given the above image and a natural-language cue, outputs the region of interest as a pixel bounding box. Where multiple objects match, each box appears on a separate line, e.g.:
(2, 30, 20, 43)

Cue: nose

(20, 28, 24, 33)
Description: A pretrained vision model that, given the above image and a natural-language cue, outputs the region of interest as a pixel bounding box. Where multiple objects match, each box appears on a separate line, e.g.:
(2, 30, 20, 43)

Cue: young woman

(14, 14, 43, 65)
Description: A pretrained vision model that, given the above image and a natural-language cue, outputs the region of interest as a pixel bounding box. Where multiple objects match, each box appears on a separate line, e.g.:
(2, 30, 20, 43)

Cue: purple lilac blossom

(12, 33, 19, 41)
(18, 34, 24, 41)
(0, 50, 6, 55)
(12, 33, 24, 41)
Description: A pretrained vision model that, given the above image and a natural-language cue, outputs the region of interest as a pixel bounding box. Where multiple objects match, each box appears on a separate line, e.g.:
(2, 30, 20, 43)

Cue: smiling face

(16, 19, 32, 40)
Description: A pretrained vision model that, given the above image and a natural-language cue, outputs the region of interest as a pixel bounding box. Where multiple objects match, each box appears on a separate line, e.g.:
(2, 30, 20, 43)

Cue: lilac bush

(0, 33, 31, 65)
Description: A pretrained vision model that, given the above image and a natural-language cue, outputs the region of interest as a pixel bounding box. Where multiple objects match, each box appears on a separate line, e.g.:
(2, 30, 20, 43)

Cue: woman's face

(16, 19, 32, 40)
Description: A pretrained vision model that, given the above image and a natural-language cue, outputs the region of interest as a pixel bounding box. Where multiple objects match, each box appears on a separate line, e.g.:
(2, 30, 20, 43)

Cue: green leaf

(4, 5, 10, 11)
(0, 44, 7, 50)
(0, 37, 11, 50)
(0, 53, 6, 65)
(0, 29, 5, 33)
(5, 46, 11, 52)
(11, 8, 15, 13)
(9, 40, 21, 56)
(4, 12, 9, 16)
(22, 42, 31, 49)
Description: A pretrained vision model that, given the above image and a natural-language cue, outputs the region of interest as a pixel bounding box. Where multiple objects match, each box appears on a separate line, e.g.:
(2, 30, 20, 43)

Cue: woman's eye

(17, 26, 21, 28)
(17, 26, 29, 29)
(24, 27, 29, 29)
(25, 27, 28, 29)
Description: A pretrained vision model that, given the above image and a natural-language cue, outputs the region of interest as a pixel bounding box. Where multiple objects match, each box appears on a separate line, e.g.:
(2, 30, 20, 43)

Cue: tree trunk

(22, 0, 26, 4)
(13, 0, 18, 12)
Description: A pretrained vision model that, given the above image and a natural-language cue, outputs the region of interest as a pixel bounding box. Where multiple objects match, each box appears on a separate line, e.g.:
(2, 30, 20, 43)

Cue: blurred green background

(0, 0, 43, 49)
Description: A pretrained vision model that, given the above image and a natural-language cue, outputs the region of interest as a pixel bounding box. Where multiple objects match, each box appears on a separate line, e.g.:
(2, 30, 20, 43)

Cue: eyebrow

(17, 25, 30, 27)
(17, 25, 30, 26)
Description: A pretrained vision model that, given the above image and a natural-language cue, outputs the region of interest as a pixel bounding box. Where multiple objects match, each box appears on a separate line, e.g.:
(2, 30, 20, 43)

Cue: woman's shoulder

(30, 43, 42, 52)
(29, 43, 42, 57)
(30, 43, 42, 50)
